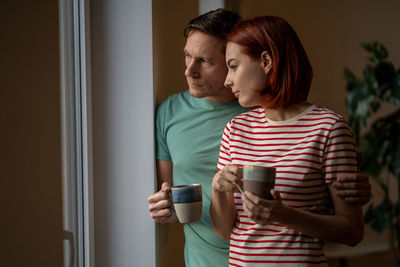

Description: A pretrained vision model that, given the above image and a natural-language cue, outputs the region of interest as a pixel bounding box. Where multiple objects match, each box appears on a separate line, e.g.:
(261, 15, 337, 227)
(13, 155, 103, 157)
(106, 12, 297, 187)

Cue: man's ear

(261, 51, 272, 73)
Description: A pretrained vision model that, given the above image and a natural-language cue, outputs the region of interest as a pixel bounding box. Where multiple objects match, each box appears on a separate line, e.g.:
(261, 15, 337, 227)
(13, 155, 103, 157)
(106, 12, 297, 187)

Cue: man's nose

(185, 60, 199, 78)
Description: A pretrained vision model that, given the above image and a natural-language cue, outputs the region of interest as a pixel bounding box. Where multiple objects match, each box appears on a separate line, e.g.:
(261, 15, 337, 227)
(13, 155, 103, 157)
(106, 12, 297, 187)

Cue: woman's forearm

(210, 189, 236, 240)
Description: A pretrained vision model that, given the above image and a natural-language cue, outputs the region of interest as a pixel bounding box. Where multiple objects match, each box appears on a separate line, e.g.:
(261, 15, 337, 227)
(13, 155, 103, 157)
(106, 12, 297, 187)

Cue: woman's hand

(212, 164, 243, 193)
(241, 189, 286, 225)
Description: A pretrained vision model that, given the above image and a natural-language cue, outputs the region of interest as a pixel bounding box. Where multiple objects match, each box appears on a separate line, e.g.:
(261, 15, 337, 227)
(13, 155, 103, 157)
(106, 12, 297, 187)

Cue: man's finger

(148, 189, 170, 204)
(147, 193, 161, 203)
(151, 198, 171, 210)
(336, 189, 370, 197)
(344, 197, 370, 205)
(333, 181, 370, 190)
(151, 208, 171, 219)
(336, 173, 369, 183)
(161, 182, 171, 192)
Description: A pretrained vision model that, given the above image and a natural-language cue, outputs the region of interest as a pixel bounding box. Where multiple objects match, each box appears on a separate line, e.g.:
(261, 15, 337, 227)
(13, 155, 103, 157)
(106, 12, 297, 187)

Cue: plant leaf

(344, 69, 359, 91)
(394, 201, 400, 217)
(344, 42, 400, 237)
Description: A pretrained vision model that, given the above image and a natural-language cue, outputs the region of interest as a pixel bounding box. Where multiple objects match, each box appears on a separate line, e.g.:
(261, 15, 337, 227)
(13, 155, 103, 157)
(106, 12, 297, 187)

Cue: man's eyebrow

(183, 49, 215, 62)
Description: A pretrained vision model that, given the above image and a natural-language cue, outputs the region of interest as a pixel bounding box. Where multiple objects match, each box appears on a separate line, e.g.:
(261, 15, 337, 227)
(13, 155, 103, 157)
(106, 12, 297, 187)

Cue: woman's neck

(263, 102, 312, 121)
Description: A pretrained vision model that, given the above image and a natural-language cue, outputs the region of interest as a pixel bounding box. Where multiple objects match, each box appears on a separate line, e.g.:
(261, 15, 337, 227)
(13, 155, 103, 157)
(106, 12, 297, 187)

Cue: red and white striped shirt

(217, 105, 358, 266)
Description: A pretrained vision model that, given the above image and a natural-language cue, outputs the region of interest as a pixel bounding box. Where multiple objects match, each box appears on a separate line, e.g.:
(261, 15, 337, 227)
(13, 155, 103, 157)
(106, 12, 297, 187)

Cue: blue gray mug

(171, 184, 202, 223)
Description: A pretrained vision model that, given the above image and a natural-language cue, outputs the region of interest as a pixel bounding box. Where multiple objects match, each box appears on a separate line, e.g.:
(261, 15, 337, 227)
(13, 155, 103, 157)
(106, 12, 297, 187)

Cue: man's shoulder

(161, 90, 189, 103)
(157, 91, 189, 110)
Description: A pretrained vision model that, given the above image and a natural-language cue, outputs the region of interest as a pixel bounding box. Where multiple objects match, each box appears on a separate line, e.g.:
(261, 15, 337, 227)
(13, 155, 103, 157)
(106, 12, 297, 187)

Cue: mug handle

(167, 190, 176, 214)
(168, 206, 176, 214)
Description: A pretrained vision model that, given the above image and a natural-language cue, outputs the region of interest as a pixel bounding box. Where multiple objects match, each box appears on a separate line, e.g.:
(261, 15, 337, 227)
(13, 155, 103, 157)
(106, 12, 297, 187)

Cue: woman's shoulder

(228, 107, 266, 129)
(307, 105, 345, 122)
(232, 106, 264, 120)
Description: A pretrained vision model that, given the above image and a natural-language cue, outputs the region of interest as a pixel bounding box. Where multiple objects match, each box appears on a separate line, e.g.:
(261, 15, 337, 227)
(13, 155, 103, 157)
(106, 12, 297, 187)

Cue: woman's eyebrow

(226, 58, 236, 65)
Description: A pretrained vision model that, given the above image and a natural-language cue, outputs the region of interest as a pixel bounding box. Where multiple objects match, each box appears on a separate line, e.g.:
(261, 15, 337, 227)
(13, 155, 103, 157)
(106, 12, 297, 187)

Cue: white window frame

(59, 0, 94, 266)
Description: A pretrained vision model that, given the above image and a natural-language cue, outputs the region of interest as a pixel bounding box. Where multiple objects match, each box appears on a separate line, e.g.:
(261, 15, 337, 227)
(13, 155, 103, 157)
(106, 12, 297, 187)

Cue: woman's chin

(238, 98, 255, 107)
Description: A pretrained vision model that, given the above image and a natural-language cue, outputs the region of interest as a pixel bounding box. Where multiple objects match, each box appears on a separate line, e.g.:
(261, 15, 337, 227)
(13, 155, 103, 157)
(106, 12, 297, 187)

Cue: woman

(210, 16, 364, 266)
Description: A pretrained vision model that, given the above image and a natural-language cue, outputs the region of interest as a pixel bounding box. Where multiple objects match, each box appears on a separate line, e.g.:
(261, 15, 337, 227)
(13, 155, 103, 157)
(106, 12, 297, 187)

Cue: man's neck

(205, 89, 236, 103)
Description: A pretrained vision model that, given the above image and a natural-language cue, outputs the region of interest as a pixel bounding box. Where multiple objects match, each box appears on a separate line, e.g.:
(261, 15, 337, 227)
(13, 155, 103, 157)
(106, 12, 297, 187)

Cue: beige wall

(153, 0, 199, 105)
(0, 1, 63, 266)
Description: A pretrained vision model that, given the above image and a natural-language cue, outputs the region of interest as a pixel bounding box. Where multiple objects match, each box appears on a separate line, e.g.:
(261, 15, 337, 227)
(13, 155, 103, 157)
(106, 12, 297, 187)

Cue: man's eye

(200, 59, 210, 65)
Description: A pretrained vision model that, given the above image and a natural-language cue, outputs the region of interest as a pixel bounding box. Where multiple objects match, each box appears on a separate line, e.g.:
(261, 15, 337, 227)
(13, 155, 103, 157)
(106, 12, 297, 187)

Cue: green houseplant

(344, 41, 400, 265)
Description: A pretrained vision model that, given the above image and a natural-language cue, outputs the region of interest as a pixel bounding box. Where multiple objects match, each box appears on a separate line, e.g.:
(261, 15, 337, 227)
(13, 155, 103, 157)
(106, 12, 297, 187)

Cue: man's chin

(188, 88, 206, 98)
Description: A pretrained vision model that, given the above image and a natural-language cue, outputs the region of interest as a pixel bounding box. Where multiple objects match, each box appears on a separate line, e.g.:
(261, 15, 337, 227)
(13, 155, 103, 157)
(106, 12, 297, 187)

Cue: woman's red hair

(227, 16, 313, 109)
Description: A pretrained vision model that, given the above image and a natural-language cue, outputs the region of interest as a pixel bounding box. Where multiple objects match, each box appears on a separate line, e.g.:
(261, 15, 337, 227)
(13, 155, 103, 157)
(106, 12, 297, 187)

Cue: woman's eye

(229, 65, 237, 70)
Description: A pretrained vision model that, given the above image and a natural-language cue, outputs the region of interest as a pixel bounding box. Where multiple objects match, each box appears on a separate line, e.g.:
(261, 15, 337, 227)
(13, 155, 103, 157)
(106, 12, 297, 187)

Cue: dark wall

(0, 1, 63, 266)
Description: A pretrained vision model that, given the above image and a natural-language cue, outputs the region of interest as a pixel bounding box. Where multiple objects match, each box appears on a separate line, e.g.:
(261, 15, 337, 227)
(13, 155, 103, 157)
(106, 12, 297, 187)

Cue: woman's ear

(261, 51, 272, 73)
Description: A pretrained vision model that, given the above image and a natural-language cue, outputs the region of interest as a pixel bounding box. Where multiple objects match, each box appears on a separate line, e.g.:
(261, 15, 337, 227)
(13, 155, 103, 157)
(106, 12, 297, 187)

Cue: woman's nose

(224, 75, 232, 88)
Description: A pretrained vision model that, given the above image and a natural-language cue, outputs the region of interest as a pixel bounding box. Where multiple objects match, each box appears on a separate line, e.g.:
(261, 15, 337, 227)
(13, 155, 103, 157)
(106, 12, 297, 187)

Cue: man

(147, 8, 371, 267)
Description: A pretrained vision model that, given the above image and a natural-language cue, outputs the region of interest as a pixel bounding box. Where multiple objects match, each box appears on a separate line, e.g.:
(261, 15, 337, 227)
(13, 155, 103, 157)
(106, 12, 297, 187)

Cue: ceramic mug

(243, 165, 276, 199)
(171, 184, 202, 223)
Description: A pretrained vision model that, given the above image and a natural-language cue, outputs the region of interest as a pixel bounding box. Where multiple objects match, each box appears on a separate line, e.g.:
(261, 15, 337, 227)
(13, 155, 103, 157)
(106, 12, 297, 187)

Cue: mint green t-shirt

(156, 91, 250, 267)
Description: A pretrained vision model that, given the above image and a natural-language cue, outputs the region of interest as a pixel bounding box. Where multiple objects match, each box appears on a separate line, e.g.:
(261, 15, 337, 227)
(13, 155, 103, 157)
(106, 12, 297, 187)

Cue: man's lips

(189, 83, 203, 89)
(187, 79, 202, 87)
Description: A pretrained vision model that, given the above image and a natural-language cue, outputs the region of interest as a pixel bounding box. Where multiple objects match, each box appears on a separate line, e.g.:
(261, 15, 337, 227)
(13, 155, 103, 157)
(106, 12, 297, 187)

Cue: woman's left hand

(241, 190, 285, 225)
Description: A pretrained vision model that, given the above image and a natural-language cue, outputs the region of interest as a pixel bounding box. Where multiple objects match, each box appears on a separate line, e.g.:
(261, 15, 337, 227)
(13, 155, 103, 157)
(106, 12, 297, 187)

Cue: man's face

(184, 31, 229, 101)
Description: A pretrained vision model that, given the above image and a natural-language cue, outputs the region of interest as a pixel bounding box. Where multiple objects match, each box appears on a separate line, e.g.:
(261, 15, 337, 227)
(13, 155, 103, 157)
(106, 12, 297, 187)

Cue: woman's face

(224, 42, 270, 107)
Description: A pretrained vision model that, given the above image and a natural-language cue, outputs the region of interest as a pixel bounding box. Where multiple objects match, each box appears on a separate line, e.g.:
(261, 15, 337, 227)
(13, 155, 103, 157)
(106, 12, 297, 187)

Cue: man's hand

(147, 182, 178, 224)
(332, 173, 371, 205)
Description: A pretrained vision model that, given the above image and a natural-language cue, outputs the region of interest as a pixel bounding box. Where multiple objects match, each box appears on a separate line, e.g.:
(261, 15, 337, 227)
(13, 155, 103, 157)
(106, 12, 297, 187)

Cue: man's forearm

(280, 205, 364, 246)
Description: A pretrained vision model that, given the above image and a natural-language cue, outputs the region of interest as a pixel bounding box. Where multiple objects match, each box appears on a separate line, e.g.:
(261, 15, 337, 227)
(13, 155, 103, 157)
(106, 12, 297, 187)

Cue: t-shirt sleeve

(322, 119, 358, 183)
(155, 102, 172, 161)
(217, 121, 233, 170)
